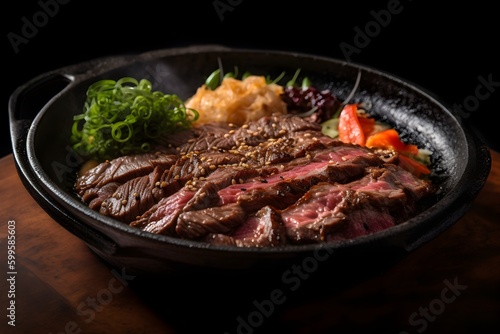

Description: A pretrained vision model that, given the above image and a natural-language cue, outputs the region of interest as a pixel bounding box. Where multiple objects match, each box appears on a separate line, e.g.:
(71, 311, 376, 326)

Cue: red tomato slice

(365, 129, 419, 155)
(358, 115, 376, 138)
(338, 104, 365, 146)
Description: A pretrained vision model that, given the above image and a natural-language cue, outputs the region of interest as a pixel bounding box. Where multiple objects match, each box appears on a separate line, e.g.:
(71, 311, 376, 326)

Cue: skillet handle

(9, 52, 136, 135)
(9, 54, 138, 257)
(9, 72, 75, 160)
(9, 72, 119, 257)
(9, 72, 74, 175)
(9, 52, 133, 141)
(9, 73, 73, 122)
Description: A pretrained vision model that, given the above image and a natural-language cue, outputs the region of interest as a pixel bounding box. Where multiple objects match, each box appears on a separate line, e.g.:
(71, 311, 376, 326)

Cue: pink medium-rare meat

(282, 165, 434, 243)
(74, 113, 436, 246)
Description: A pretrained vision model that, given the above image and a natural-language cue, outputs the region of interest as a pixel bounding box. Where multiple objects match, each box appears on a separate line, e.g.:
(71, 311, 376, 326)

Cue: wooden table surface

(1, 150, 499, 334)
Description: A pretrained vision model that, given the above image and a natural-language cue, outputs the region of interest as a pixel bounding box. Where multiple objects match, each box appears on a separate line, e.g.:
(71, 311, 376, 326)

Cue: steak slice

(75, 152, 177, 198)
(176, 114, 322, 154)
(164, 122, 235, 153)
(87, 182, 121, 211)
(176, 203, 246, 239)
(282, 164, 434, 243)
(217, 150, 384, 211)
(129, 167, 261, 233)
(98, 166, 174, 223)
(130, 188, 195, 235)
(205, 206, 287, 247)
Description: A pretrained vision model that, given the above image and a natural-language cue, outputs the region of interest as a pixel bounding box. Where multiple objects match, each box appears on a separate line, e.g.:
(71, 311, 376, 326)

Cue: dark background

(4, 0, 499, 159)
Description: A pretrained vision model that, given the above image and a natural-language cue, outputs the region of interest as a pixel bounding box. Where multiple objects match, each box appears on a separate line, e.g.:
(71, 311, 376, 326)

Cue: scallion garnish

(70, 77, 198, 161)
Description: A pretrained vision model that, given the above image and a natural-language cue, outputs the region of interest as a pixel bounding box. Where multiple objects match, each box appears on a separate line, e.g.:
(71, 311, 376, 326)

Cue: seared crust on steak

(75, 114, 435, 247)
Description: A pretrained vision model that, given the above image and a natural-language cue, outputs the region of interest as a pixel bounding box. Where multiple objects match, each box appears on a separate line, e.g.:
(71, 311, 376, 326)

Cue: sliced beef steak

(176, 114, 323, 155)
(154, 144, 385, 243)
(281, 164, 435, 244)
(128, 167, 261, 231)
(74, 113, 437, 247)
(98, 166, 176, 223)
(130, 188, 195, 235)
(176, 203, 247, 239)
(75, 152, 177, 199)
(205, 206, 287, 247)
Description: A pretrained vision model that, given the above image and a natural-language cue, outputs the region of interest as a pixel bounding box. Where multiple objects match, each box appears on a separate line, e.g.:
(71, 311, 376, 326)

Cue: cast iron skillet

(9, 45, 491, 277)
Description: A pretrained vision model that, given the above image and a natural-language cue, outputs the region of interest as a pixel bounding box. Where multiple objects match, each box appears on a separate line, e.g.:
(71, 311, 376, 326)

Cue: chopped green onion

(71, 77, 198, 161)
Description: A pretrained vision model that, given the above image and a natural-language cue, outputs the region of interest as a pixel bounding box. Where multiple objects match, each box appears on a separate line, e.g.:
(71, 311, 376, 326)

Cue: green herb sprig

(204, 64, 307, 90)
